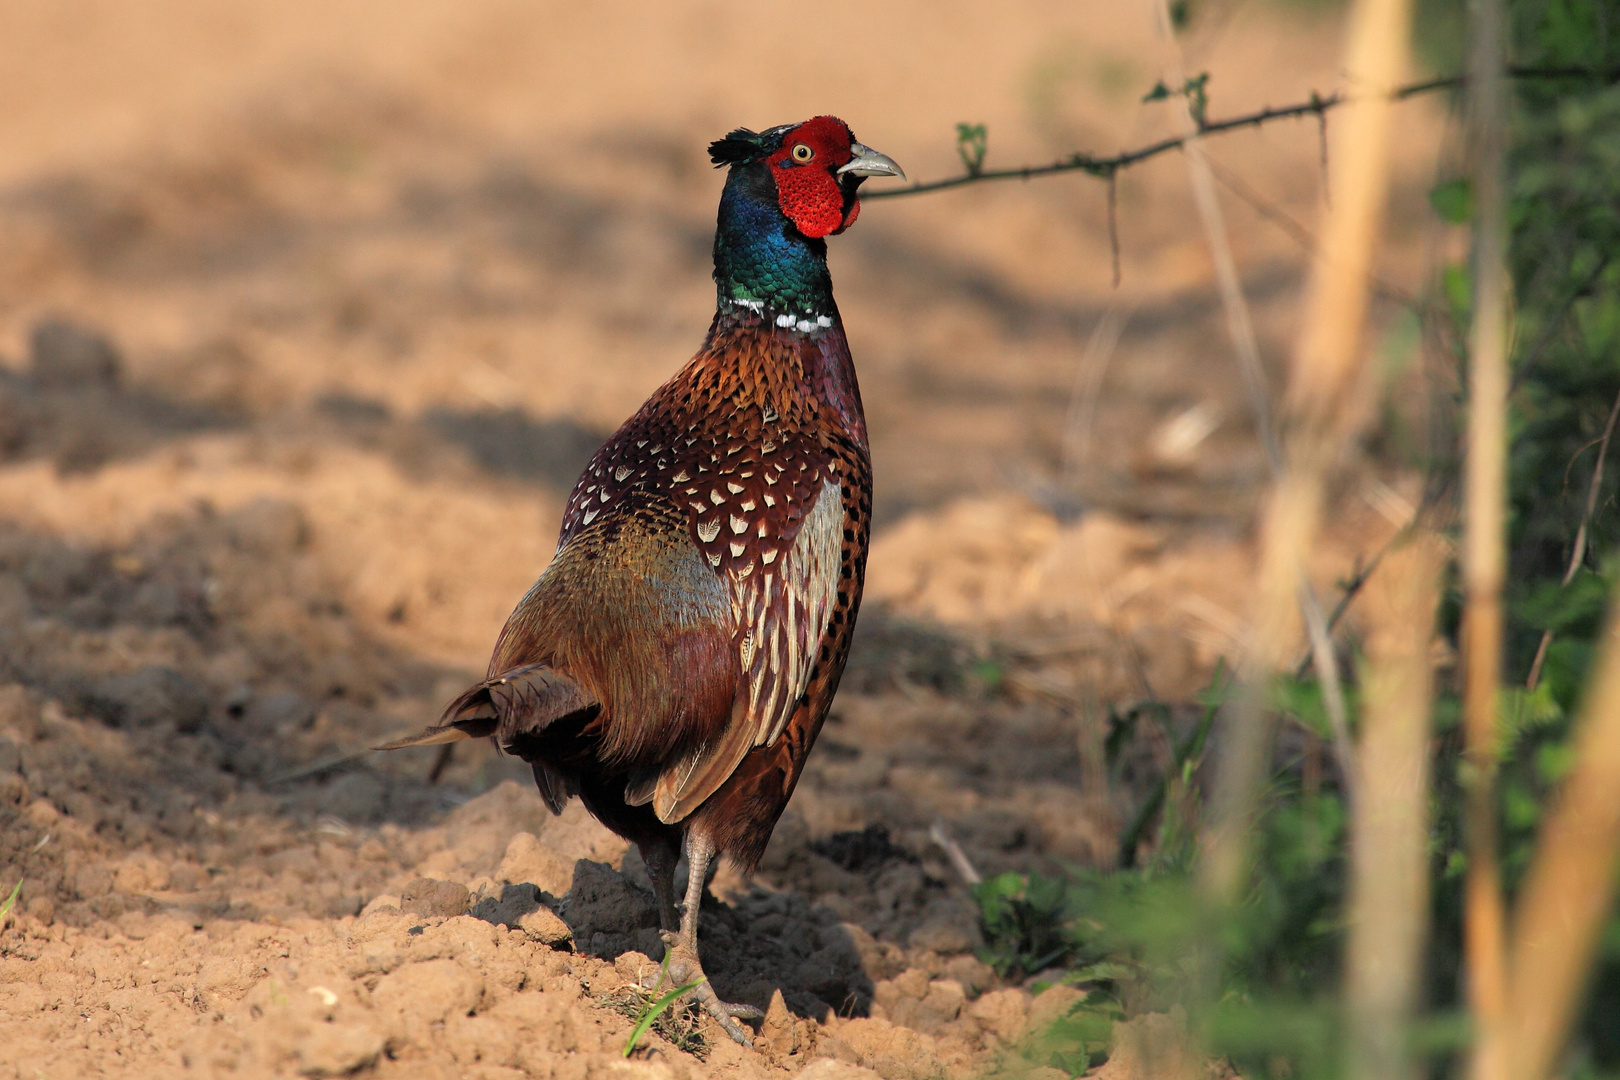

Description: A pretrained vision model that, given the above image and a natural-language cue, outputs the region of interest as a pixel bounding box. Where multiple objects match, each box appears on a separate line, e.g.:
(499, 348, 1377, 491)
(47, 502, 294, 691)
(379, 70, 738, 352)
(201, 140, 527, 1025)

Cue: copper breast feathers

(554, 359, 855, 822)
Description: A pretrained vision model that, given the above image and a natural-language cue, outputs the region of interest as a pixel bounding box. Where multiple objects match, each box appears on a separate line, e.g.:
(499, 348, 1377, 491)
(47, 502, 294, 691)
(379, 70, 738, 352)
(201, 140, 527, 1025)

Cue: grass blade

(0, 879, 21, 923)
(623, 977, 706, 1057)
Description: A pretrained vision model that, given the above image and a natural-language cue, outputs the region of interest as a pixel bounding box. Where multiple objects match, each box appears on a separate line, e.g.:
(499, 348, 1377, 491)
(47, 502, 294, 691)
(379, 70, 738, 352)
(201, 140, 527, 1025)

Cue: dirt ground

(0, 2, 1445, 1077)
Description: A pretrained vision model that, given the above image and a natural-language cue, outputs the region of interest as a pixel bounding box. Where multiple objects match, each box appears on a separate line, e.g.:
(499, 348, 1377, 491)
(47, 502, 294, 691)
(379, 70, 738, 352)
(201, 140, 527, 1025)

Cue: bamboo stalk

(1346, 534, 1444, 1080)
(1502, 588, 1620, 1079)
(1463, 0, 1511, 1076)
(1199, 0, 1412, 906)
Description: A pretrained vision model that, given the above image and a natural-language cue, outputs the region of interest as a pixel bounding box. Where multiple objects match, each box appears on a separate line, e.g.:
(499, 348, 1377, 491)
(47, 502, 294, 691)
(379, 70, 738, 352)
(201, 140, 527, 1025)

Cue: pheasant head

(707, 116, 904, 325)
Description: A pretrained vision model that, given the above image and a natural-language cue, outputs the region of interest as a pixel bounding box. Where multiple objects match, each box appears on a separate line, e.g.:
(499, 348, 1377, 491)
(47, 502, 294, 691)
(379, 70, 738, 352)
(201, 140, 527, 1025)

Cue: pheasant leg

(661, 828, 762, 1046)
(637, 835, 682, 933)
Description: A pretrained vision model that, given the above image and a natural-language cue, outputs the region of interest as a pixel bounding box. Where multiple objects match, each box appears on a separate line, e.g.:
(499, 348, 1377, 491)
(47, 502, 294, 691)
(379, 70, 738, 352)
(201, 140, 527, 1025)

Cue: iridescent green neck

(712, 164, 836, 324)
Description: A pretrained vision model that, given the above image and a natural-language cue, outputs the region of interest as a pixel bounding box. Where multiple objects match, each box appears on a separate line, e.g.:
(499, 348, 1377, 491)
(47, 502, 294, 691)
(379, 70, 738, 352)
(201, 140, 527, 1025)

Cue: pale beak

(837, 142, 906, 181)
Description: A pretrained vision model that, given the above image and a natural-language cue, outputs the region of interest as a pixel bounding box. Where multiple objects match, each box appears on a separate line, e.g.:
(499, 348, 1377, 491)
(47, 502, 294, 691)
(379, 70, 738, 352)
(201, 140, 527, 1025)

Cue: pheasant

(381, 116, 903, 1043)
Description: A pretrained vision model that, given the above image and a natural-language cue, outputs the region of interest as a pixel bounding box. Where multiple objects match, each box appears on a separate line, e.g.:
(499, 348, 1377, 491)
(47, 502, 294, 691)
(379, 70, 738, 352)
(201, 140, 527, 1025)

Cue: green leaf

(955, 123, 989, 176)
(0, 879, 19, 922)
(1441, 263, 1472, 318)
(1430, 177, 1474, 223)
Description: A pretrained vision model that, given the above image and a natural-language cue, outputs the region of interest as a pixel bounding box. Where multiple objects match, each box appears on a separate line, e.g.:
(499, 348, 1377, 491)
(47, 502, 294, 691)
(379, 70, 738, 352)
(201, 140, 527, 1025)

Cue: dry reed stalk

(1149, 0, 1358, 810)
(1346, 533, 1444, 1080)
(1501, 589, 1620, 1079)
(1199, 0, 1412, 905)
(1462, 1, 1511, 1077)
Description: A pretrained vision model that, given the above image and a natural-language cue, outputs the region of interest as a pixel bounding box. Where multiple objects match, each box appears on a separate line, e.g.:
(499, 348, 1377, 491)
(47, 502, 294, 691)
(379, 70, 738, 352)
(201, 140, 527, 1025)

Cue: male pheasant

(381, 116, 903, 1043)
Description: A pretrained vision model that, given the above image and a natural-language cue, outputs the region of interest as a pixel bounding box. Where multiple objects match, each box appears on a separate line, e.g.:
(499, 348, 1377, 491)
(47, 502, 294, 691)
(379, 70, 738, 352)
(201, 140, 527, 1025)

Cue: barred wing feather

(651, 478, 842, 822)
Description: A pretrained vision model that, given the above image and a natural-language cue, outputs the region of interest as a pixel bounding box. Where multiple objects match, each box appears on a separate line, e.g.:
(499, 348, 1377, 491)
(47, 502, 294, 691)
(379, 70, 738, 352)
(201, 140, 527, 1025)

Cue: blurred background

(0, 1, 1544, 1077)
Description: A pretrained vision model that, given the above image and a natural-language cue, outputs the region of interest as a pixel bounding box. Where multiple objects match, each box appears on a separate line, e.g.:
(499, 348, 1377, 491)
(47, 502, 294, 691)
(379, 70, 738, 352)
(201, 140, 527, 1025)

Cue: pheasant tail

(376, 663, 597, 813)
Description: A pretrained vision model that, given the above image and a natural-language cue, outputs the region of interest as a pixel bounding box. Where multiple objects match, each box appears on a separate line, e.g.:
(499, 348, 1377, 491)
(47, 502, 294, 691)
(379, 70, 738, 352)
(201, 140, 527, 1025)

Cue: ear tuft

(708, 128, 763, 168)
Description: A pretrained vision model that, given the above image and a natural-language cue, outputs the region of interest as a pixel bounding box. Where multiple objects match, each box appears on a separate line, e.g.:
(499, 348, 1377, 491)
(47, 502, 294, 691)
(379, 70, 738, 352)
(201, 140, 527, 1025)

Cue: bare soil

(0, 2, 1442, 1077)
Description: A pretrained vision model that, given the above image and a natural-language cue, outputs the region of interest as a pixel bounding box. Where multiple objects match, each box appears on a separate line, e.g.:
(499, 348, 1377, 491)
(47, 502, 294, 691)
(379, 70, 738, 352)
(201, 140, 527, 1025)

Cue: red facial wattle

(768, 115, 859, 239)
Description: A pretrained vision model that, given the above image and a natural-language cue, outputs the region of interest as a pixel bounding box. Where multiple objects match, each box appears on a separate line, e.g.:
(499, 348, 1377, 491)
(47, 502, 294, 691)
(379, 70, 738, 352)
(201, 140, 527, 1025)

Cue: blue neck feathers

(711, 165, 837, 325)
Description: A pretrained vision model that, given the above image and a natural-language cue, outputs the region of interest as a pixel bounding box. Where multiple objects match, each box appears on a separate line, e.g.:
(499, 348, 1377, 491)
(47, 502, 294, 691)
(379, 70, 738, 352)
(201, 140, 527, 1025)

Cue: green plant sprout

(955, 123, 988, 176)
(621, 949, 707, 1058)
(0, 879, 21, 923)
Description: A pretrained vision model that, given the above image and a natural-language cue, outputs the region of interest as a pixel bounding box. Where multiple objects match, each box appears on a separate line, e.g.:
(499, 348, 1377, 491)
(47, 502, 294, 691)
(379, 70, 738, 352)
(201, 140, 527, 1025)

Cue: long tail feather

(374, 725, 479, 751)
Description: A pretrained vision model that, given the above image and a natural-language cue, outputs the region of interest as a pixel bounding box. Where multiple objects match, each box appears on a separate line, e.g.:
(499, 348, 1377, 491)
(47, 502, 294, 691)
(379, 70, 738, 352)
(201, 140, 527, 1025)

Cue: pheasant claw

(660, 934, 761, 1046)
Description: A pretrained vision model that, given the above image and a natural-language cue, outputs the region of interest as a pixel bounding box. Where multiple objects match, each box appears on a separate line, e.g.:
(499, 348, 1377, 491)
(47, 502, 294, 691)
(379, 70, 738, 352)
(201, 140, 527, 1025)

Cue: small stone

(798, 1056, 882, 1080)
(516, 905, 573, 948)
(25, 895, 54, 925)
(89, 666, 209, 732)
(968, 988, 1029, 1042)
(906, 915, 979, 955)
(1025, 983, 1084, 1031)
(26, 798, 59, 827)
(921, 978, 965, 1021)
(1091, 1011, 1196, 1079)
(613, 950, 657, 986)
(293, 1022, 384, 1077)
(834, 1017, 943, 1080)
(763, 988, 798, 1054)
(0, 771, 27, 806)
(360, 894, 401, 917)
(226, 498, 308, 557)
(114, 855, 171, 893)
(941, 954, 996, 996)
(498, 831, 575, 896)
(400, 877, 471, 918)
(30, 319, 120, 388)
(814, 1034, 862, 1064)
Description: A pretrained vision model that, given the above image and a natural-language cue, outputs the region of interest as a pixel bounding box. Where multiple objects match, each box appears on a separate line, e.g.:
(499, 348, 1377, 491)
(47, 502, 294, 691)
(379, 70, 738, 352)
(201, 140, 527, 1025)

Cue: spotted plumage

(379, 115, 902, 1046)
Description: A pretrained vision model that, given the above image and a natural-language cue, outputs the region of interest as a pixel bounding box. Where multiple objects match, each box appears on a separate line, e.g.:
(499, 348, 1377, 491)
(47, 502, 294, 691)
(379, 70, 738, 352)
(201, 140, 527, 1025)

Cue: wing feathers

(752, 477, 841, 748)
(652, 478, 843, 823)
(653, 695, 759, 823)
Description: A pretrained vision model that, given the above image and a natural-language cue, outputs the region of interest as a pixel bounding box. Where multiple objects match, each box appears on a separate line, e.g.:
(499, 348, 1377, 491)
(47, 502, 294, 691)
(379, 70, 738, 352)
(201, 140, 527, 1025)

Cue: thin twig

(866, 68, 1620, 202)
(1300, 581, 1360, 802)
(929, 820, 983, 885)
(1316, 97, 1332, 205)
(1526, 384, 1620, 690)
(1107, 171, 1122, 288)
(1154, 14, 1282, 474)
(1202, 155, 1424, 309)
(1061, 305, 1134, 485)
(1292, 533, 1399, 680)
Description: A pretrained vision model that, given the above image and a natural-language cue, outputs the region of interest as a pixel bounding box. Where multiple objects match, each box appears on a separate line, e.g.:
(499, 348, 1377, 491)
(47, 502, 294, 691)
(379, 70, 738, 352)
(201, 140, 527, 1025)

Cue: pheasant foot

(660, 931, 763, 1046)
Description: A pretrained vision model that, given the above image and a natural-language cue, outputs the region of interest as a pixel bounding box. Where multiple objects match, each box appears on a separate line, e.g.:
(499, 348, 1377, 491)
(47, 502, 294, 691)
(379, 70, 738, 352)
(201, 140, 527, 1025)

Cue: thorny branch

(865, 67, 1620, 203)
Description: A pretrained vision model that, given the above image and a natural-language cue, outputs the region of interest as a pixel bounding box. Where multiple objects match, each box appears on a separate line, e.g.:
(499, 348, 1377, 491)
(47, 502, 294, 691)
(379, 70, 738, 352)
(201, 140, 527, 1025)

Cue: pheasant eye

(790, 143, 813, 163)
